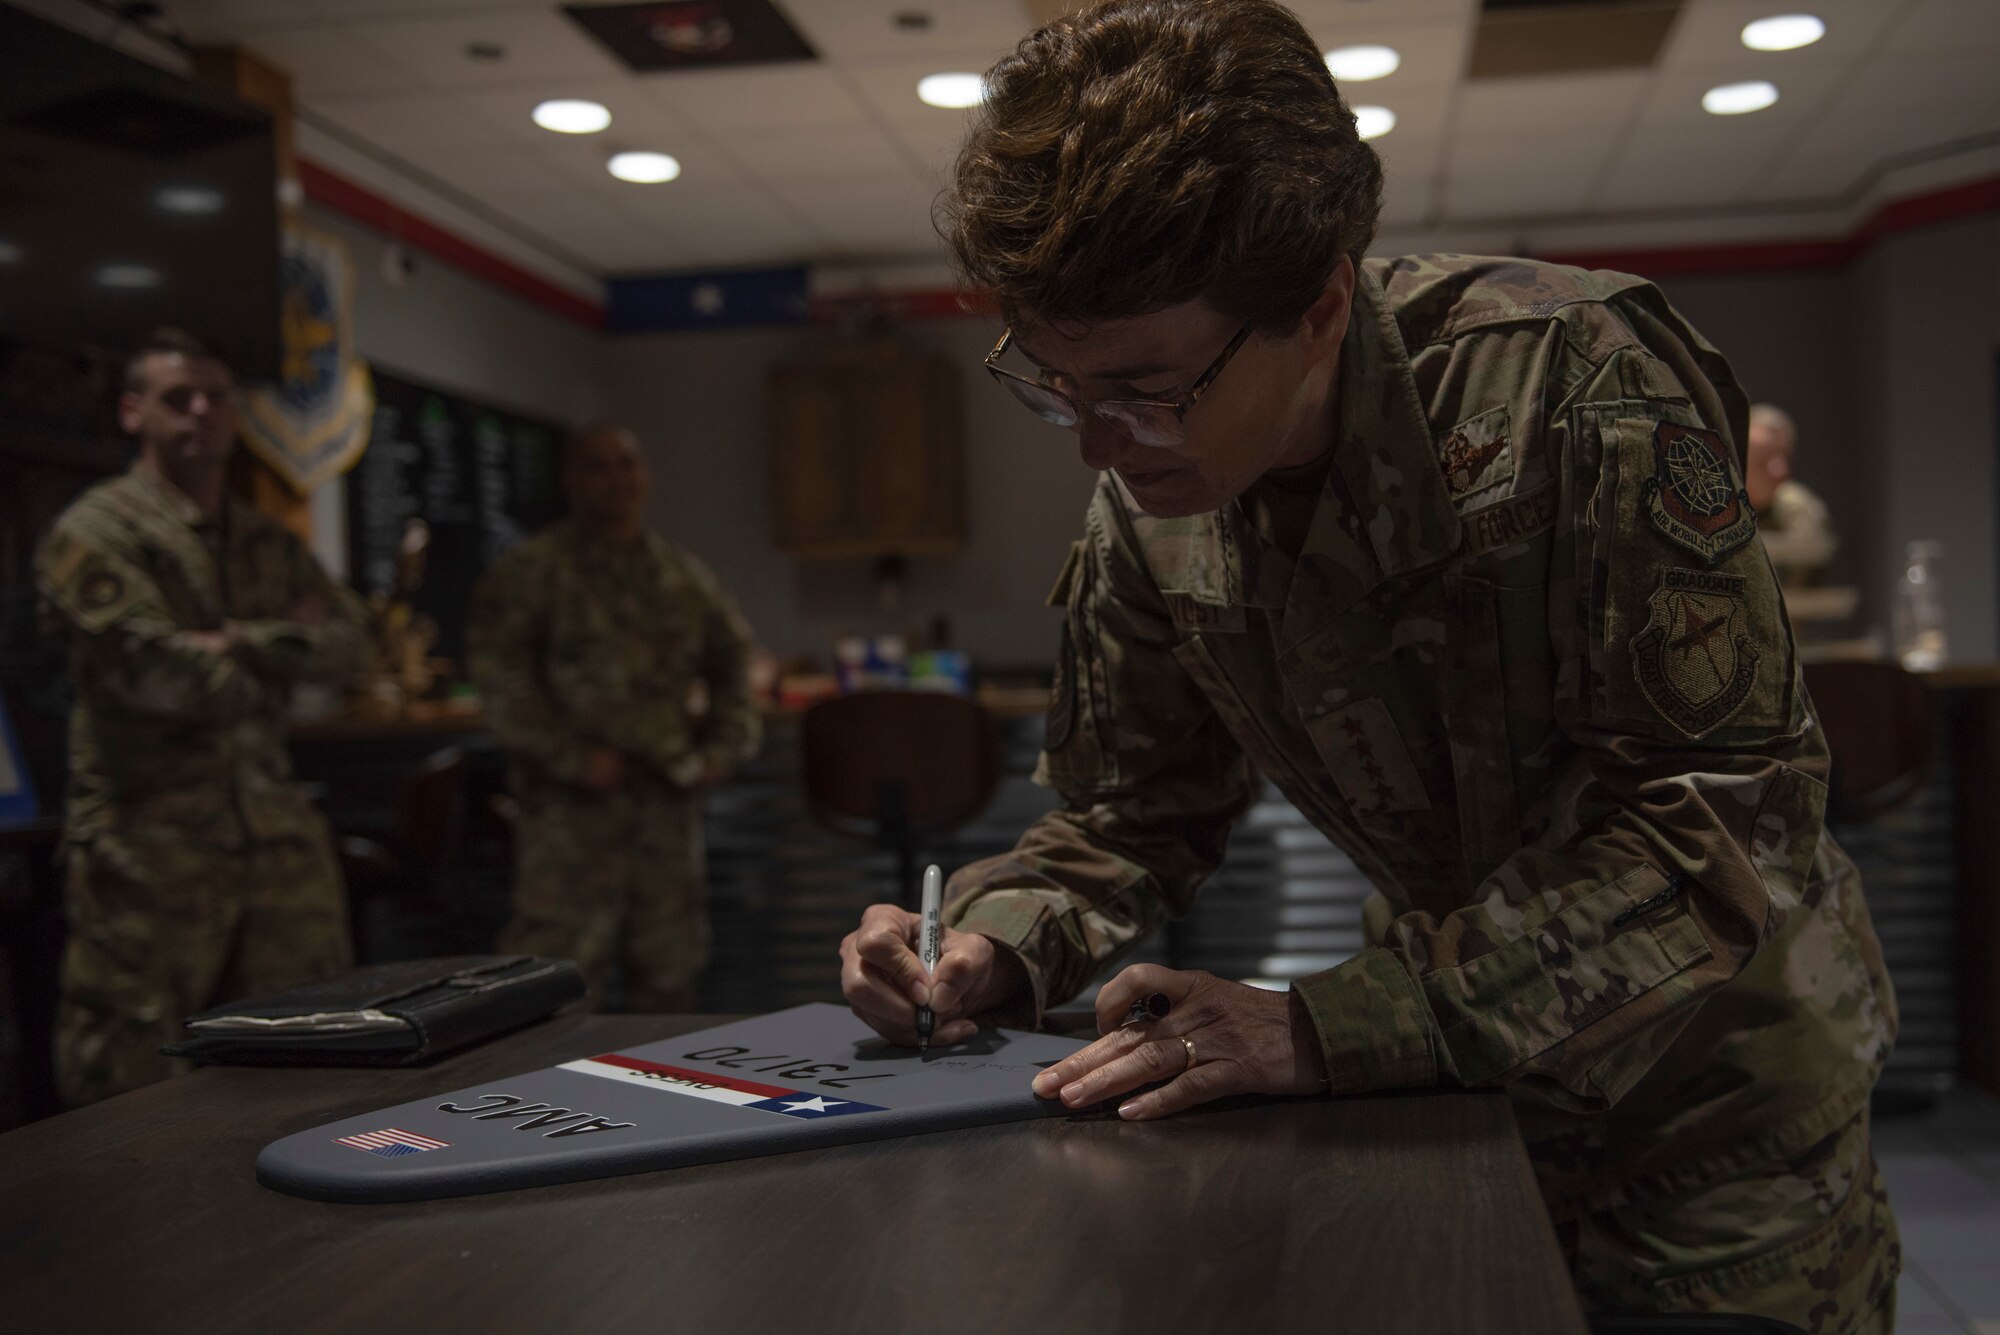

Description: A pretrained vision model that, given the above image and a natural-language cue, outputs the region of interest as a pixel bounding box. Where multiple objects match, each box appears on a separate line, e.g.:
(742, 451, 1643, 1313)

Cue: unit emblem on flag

(335, 1127, 450, 1157)
(1641, 422, 1754, 563)
(1631, 567, 1761, 739)
(238, 225, 375, 495)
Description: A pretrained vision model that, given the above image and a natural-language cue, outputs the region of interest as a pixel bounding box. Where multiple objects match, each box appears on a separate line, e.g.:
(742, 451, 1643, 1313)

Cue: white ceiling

(151, 0, 2000, 277)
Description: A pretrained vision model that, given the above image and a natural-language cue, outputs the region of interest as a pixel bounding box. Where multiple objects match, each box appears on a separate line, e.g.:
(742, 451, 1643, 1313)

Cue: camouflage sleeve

(1295, 297, 1825, 1113)
(945, 481, 1258, 1024)
(35, 524, 273, 724)
(227, 526, 375, 686)
(685, 552, 762, 773)
(466, 548, 593, 785)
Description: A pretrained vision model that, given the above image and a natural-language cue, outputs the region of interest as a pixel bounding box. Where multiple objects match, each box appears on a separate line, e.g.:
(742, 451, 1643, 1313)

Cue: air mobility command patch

(1641, 422, 1755, 563)
(1439, 404, 1513, 502)
(1631, 567, 1761, 739)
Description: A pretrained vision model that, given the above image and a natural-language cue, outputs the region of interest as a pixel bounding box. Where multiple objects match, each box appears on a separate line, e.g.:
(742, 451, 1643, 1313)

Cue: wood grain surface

(1, 1014, 1587, 1335)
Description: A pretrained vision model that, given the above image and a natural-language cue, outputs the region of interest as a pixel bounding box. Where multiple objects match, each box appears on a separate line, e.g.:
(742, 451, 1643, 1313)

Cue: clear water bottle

(1893, 541, 1948, 671)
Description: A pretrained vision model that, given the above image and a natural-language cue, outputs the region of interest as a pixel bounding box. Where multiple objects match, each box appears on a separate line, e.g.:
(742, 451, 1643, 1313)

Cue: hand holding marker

(916, 863, 943, 1053)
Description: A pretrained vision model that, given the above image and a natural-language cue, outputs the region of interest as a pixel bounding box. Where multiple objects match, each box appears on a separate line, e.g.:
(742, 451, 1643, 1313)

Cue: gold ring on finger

(1179, 1034, 1197, 1071)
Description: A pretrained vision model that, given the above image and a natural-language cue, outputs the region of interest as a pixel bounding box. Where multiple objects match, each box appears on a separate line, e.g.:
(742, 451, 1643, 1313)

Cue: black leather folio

(163, 956, 586, 1067)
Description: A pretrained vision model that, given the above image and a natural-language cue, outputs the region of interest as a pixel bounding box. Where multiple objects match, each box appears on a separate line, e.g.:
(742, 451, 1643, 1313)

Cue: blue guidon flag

(559, 1053, 886, 1120)
(336, 1127, 452, 1157)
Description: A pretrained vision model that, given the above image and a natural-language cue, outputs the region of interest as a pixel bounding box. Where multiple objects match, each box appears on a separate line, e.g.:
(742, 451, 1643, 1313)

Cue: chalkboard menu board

(346, 368, 565, 664)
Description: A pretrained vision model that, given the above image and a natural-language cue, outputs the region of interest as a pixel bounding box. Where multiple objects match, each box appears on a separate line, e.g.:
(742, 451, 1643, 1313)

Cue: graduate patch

(1631, 568, 1761, 739)
(1641, 423, 1755, 563)
(1439, 405, 1513, 501)
(79, 569, 124, 610)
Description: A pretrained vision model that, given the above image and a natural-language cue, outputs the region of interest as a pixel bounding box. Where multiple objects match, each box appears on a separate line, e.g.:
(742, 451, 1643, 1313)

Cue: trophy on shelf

(363, 516, 440, 715)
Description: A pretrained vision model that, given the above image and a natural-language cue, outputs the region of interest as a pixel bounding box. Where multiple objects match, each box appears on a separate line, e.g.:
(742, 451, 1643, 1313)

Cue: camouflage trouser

(56, 825, 352, 1107)
(499, 784, 708, 1012)
(1558, 1109, 1900, 1334)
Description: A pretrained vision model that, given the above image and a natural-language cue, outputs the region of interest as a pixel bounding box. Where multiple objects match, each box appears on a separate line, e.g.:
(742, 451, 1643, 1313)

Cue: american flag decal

(335, 1127, 450, 1157)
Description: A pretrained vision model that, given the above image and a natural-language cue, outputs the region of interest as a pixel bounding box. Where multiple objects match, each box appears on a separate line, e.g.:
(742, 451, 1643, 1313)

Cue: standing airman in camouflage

(469, 424, 760, 1012)
(37, 328, 371, 1106)
(838, 4, 1900, 1330)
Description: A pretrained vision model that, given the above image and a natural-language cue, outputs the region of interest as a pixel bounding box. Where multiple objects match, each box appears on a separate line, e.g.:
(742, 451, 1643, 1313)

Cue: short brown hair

(123, 327, 217, 394)
(941, 0, 1383, 333)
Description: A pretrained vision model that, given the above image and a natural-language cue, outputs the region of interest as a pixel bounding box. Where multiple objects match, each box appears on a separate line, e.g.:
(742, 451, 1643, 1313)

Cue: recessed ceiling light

(97, 263, 160, 289)
(1354, 105, 1396, 140)
(155, 185, 223, 216)
(1741, 14, 1825, 52)
(608, 151, 681, 183)
(0, 240, 22, 264)
(1702, 80, 1780, 115)
(1325, 45, 1400, 82)
(917, 72, 984, 109)
(534, 99, 612, 134)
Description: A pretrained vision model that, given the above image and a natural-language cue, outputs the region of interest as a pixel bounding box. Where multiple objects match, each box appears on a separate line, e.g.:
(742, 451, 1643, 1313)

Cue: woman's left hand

(1029, 964, 1329, 1120)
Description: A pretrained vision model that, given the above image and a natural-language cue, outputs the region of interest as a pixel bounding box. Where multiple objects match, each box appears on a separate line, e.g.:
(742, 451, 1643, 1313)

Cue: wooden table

(1, 1014, 1588, 1335)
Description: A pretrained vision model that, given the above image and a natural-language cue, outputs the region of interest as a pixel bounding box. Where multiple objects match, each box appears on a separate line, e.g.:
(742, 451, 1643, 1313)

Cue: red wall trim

(1538, 173, 2000, 278)
(298, 159, 605, 330)
(300, 154, 1999, 328)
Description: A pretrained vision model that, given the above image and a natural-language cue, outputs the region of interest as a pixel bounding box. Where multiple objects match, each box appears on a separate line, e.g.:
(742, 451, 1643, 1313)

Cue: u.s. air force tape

(256, 1003, 1088, 1203)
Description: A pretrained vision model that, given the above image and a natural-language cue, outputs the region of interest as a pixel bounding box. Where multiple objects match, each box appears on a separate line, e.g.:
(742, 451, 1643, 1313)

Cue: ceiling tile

(1590, 128, 1772, 213)
(611, 183, 823, 269)
(1656, 0, 1906, 75)
(840, 57, 1005, 131)
(1880, 0, 2000, 57)
(727, 126, 917, 183)
(1442, 136, 1600, 221)
(1631, 63, 1845, 133)
(346, 10, 624, 89)
(310, 92, 509, 154)
(239, 26, 428, 98)
(456, 81, 693, 150)
(1454, 71, 1650, 141)
(1833, 53, 2000, 115)
(782, 1, 1027, 68)
(1752, 103, 1984, 202)
(774, 172, 944, 259)
(1287, 0, 1480, 28)
(1298, 21, 1472, 92)
(639, 64, 874, 134)
(411, 145, 576, 197)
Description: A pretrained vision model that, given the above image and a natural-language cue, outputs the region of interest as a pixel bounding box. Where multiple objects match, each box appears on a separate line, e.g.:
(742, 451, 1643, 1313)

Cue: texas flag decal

(559, 1054, 885, 1119)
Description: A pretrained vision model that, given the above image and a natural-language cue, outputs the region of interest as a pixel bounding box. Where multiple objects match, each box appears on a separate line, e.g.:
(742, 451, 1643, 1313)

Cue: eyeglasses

(981, 322, 1254, 448)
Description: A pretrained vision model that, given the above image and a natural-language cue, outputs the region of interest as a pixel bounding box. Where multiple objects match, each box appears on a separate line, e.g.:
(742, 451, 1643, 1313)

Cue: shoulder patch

(1640, 422, 1755, 563)
(1630, 567, 1761, 739)
(1439, 404, 1513, 502)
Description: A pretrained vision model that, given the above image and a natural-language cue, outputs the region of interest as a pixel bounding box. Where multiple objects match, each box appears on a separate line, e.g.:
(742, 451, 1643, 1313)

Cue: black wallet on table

(162, 955, 586, 1067)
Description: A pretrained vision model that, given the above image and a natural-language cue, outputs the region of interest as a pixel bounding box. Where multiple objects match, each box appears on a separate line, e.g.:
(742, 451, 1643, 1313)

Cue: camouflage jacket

(947, 256, 1897, 1187)
(467, 520, 761, 797)
(37, 461, 372, 848)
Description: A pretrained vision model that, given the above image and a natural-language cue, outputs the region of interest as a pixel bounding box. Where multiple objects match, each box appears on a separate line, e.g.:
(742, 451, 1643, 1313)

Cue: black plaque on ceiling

(563, 1, 816, 72)
(345, 368, 565, 665)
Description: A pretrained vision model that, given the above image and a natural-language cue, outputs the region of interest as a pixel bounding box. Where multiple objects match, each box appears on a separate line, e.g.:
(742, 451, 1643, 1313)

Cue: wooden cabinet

(767, 339, 964, 559)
